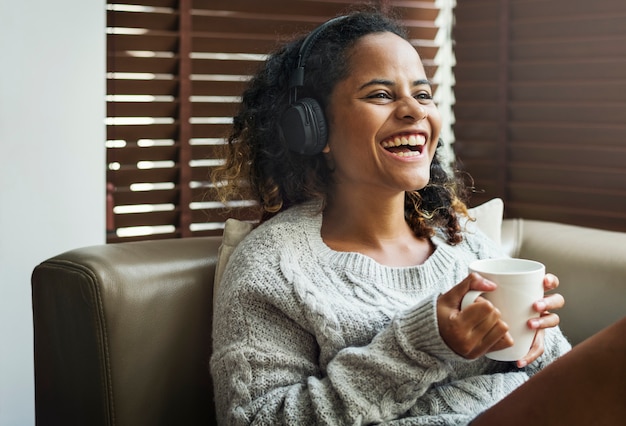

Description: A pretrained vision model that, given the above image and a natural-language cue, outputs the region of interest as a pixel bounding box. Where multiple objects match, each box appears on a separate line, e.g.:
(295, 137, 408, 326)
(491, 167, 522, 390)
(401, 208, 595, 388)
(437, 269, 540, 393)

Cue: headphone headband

(288, 16, 348, 94)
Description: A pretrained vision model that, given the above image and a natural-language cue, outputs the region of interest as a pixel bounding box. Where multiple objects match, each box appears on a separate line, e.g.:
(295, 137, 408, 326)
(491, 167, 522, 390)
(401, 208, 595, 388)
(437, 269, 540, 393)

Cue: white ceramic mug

(462, 258, 545, 361)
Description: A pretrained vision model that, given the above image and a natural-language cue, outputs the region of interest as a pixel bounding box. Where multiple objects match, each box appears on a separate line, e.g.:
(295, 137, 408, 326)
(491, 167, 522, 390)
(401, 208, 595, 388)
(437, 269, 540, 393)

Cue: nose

(396, 96, 428, 122)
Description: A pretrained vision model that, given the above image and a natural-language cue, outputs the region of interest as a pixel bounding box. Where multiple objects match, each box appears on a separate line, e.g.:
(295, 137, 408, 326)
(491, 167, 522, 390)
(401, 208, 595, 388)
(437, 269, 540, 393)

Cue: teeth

(394, 150, 421, 157)
(382, 134, 425, 148)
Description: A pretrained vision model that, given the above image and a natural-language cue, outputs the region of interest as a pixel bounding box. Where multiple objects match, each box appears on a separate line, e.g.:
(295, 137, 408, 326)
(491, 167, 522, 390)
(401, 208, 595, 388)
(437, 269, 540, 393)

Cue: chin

(410, 175, 431, 191)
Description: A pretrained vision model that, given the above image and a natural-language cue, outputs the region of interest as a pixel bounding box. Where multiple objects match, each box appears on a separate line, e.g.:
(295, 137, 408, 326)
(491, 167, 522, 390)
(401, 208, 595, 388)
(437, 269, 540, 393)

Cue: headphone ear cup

(280, 97, 328, 155)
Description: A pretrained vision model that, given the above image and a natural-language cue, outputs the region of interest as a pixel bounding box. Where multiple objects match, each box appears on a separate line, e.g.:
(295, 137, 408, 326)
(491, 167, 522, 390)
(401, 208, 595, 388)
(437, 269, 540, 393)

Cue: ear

(322, 145, 335, 171)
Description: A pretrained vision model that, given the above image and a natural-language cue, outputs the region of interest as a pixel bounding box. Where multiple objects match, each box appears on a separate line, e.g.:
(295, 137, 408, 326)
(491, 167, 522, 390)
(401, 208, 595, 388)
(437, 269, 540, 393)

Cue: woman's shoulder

(230, 201, 321, 263)
(250, 201, 319, 239)
(218, 202, 323, 306)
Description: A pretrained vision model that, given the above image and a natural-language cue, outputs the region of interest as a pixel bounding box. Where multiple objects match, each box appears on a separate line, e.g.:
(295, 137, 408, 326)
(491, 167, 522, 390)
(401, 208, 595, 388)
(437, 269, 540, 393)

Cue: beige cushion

(466, 197, 504, 245)
(213, 198, 504, 292)
(213, 218, 253, 301)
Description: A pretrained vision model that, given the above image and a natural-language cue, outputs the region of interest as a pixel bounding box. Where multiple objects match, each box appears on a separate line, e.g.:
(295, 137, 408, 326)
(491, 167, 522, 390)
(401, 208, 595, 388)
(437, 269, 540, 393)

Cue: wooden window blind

(106, 0, 454, 242)
(453, 0, 626, 232)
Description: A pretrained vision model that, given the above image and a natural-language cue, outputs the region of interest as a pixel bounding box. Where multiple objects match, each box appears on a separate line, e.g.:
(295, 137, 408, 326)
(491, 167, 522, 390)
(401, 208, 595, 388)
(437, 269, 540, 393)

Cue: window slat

(190, 124, 234, 139)
(107, 55, 179, 74)
(107, 79, 178, 96)
(191, 80, 248, 97)
(107, 102, 179, 117)
(107, 144, 177, 163)
(110, 0, 177, 7)
(107, 123, 179, 140)
(191, 103, 239, 118)
(107, 33, 178, 52)
(191, 36, 285, 55)
(113, 187, 179, 205)
(191, 59, 262, 76)
(107, 167, 179, 187)
(107, 10, 178, 31)
(114, 210, 179, 228)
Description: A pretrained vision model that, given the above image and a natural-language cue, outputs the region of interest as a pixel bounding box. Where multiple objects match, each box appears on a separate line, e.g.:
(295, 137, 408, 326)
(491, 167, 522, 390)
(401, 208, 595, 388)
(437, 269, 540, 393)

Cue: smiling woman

(207, 9, 626, 426)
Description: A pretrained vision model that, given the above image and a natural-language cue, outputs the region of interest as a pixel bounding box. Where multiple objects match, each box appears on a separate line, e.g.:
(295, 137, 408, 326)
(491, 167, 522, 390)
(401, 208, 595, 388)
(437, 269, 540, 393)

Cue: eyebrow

(358, 78, 432, 90)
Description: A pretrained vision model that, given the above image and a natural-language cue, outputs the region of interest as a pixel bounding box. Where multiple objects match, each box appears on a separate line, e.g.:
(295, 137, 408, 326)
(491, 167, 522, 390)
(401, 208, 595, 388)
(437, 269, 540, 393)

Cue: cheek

(428, 106, 442, 135)
(327, 111, 370, 154)
(427, 108, 442, 161)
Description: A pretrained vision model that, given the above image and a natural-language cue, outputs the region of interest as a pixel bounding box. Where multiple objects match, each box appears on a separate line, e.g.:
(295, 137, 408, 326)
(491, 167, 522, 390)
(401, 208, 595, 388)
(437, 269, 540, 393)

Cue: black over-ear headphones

(280, 16, 347, 155)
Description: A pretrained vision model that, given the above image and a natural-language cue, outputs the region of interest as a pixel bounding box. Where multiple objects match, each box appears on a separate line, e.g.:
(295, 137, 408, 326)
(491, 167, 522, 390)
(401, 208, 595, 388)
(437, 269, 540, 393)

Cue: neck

(320, 189, 434, 267)
(322, 189, 411, 247)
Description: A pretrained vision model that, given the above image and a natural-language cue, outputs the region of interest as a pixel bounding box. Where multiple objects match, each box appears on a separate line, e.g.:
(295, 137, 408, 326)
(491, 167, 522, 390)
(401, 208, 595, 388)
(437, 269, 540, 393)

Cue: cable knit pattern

(210, 202, 572, 425)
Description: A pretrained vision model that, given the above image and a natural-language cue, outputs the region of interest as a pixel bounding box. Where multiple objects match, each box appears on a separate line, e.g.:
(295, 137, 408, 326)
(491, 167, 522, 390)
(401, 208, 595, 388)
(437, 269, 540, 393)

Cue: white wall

(0, 1, 105, 424)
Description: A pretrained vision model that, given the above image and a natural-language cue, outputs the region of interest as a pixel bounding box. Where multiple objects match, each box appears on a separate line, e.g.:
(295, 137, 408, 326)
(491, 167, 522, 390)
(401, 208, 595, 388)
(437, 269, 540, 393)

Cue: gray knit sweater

(210, 202, 571, 425)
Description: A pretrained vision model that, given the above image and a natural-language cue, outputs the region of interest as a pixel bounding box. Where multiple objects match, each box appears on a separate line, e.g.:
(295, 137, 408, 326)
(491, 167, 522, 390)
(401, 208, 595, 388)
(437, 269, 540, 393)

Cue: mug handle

(461, 290, 484, 310)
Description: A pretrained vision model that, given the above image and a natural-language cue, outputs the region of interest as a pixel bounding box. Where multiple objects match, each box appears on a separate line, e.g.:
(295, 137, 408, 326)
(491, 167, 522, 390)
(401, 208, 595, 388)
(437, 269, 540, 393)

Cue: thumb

(440, 273, 497, 310)
(468, 272, 498, 292)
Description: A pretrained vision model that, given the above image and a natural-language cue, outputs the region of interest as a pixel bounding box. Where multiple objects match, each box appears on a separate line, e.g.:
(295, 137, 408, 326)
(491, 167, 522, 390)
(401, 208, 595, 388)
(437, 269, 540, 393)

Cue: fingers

(533, 274, 564, 333)
(517, 329, 544, 368)
(533, 293, 565, 313)
(521, 283, 562, 367)
(531, 291, 564, 331)
(438, 272, 496, 325)
(440, 273, 496, 308)
(443, 296, 513, 359)
(438, 273, 516, 360)
(461, 298, 507, 339)
(543, 273, 559, 291)
(529, 312, 561, 330)
(468, 273, 498, 292)
(441, 272, 563, 365)
(486, 330, 515, 353)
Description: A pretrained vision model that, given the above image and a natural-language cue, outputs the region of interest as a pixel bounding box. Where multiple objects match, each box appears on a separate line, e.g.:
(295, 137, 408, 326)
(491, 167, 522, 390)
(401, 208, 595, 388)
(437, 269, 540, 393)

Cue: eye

(414, 91, 433, 104)
(367, 91, 392, 100)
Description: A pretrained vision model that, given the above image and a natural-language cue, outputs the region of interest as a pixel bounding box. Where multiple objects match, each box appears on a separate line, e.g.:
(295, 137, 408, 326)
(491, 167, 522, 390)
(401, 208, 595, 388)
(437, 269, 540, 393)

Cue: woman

(210, 10, 625, 425)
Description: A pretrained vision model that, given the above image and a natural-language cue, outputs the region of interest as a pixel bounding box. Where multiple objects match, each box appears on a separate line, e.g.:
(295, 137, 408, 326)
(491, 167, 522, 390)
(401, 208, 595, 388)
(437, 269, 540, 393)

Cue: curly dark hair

(212, 9, 471, 244)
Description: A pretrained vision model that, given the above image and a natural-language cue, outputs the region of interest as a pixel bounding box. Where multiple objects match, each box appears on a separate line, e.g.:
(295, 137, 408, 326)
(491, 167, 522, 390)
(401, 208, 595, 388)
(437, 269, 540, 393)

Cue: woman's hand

(437, 273, 514, 359)
(516, 273, 564, 368)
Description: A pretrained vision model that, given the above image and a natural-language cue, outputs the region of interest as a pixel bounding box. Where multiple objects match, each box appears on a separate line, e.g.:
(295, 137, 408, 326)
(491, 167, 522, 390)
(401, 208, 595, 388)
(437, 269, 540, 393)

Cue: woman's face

(324, 32, 442, 196)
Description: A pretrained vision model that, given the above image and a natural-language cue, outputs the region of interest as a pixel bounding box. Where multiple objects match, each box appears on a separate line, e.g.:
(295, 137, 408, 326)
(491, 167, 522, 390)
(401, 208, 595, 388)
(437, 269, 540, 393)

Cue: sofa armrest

(32, 236, 222, 426)
(501, 219, 626, 345)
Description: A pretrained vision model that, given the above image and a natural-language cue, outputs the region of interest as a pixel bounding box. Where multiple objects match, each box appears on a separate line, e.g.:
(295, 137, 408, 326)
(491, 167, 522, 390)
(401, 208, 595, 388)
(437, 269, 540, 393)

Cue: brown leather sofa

(31, 219, 626, 425)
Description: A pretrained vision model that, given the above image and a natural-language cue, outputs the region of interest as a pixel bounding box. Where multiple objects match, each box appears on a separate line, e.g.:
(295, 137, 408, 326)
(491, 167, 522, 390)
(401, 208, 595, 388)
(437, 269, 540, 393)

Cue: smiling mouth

(381, 134, 426, 157)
